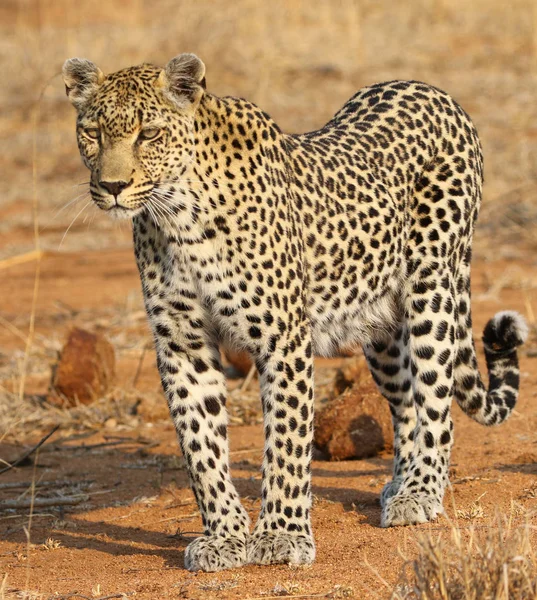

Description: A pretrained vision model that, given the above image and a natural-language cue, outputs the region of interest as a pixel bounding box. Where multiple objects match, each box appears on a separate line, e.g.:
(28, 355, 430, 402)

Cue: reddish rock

(315, 370, 393, 460)
(332, 356, 371, 396)
(224, 349, 253, 378)
(51, 328, 115, 406)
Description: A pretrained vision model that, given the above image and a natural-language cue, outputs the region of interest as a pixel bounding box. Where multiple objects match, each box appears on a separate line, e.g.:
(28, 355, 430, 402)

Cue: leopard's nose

(100, 180, 130, 197)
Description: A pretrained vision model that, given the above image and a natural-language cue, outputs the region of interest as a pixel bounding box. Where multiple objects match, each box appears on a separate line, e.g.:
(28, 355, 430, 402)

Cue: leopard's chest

(164, 232, 260, 344)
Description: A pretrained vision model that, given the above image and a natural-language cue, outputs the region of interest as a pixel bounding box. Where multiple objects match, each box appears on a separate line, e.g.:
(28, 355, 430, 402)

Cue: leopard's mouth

(107, 204, 142, 220)
(93, 183, 180, 222)
(91, 184, 155, 216)
(92, 196, 147, 219)
(106, 202, 131, 213)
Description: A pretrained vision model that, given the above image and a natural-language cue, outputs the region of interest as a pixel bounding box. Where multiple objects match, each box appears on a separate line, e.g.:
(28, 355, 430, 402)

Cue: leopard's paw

(185, 534, 247, 572)
(247, 531, 315, 566)
(381, 492, 443, 527)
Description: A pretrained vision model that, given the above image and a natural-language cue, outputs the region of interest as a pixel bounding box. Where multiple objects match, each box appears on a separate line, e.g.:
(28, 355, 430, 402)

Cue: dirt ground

(0, 244, 536, 599)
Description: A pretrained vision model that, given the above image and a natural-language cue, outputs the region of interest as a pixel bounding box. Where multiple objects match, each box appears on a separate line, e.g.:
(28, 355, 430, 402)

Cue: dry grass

(455, 493, 486, 521)
(0, 379, 266, 445)
(392, 516, 537, 600)
(1, 0, 536, 258)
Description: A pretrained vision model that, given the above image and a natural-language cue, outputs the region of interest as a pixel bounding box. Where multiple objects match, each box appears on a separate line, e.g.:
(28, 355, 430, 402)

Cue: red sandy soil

(0, 248, 536, 599)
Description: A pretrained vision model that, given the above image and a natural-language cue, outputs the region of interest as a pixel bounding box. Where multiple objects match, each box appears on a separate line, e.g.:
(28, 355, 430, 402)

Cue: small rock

(314, 363, 392, 460)
(332, 356, 371, 396)
(50, 327, 115, 406)
(136, 391, 170, 423)
(224, 349, 253, 378)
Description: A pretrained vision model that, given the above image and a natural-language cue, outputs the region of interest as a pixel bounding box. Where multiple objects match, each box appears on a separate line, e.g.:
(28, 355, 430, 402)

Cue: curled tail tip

(483, 311, 528, 353)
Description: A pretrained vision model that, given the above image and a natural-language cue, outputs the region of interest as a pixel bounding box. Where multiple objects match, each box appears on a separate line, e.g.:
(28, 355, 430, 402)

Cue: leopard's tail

(454, 305, 528, 425)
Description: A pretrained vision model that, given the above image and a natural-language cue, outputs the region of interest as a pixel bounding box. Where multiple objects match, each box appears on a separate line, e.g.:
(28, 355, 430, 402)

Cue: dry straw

(391, 514, 537, 600)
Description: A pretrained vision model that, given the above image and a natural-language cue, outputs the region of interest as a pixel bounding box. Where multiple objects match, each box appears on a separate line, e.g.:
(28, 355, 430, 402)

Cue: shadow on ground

(0, 430, 391, 563)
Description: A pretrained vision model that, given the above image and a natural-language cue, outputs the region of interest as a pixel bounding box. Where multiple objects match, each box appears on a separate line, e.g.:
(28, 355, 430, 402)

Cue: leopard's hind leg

(380, 264, 458, 526)
(363, 324, 416, 507)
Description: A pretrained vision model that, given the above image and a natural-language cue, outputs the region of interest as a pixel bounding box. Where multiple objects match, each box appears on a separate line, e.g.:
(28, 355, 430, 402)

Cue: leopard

(62, 53, 528, 572)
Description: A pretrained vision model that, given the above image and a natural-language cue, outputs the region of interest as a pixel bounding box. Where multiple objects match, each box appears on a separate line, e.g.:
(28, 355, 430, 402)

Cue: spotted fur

(63, 53, 527, 571)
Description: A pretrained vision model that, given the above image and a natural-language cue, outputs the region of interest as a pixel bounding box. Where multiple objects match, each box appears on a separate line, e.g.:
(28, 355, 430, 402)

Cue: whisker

(149, 203, 162, 228)
(82, 203, 97, 225)
(58, 200, 92, 250)
(151, 187, 204, 210)
(152, 195, 202, 217)
(151, 198, 173, 223)
(167, 178, 205, 185)
(145, 201, 159, 229)
(39, 191, 90, 237)
(86, 207, 97, 231)
(150, 195, 177, 218)
(149, 191, 175, 211)
(53, 191, 90, 219)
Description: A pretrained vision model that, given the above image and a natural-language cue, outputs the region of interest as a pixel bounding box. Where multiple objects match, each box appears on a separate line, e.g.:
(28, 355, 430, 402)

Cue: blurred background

(1, 0, 536, 260)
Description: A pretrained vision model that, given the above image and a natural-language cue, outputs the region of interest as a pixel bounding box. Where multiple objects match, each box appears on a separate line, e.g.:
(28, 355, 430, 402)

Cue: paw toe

(247, 532, 315, 566)
(380, 479, 402, 508)
(381, 493, 443, 527)
(185, 534, 247, 572)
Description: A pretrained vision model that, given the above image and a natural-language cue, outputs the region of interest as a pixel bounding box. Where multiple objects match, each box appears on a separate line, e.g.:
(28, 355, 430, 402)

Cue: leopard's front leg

(134, 222, 249, 572)
(155, 335, 249, 571)
(247, 320, 316, 566)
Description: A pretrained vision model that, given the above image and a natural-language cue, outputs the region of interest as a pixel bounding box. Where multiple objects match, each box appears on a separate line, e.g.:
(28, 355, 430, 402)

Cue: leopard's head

(62, 53, 206, 219)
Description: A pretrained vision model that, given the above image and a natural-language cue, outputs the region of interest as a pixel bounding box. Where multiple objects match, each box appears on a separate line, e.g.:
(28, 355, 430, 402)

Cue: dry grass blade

(240, 364, 257, 392)
(247, 587, 354, 600)
(0, 251, 44, 272)
(455, 492, 486, 521)
(391, 515, 537, 600)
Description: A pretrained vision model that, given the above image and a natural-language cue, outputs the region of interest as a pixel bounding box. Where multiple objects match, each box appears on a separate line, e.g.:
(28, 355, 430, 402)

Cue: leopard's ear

(156, 53, 206, 110)
(62, 58, 104, 110)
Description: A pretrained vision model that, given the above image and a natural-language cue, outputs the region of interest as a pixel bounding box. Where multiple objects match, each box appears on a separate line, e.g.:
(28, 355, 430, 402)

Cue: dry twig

(0, 479, 94, 491)
(0, 495, 88, 510)
(0, 425, 59, 475)
(52, 594, 131, 600)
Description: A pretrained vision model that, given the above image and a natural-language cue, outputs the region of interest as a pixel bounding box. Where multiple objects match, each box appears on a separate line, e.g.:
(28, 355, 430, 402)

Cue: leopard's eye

(139, 128, 161, 141)
(83, 128, 100, 140)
